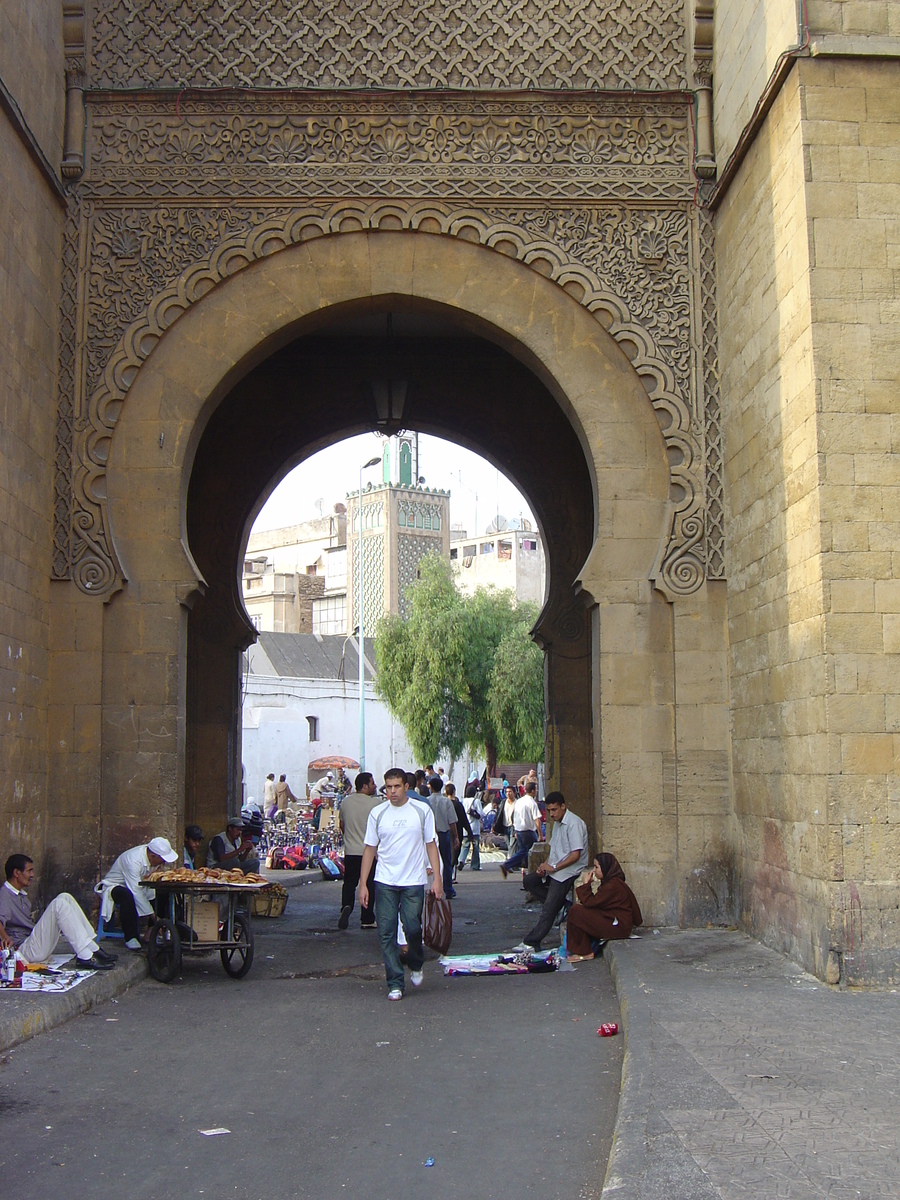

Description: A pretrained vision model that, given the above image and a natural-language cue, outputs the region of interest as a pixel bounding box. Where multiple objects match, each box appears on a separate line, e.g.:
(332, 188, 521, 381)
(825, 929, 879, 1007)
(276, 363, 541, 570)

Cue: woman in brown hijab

(565, 852, 642, 962)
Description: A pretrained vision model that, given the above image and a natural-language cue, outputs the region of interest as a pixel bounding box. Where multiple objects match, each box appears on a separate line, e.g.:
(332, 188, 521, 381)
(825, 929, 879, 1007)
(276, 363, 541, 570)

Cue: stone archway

(101, 230, 670, 881)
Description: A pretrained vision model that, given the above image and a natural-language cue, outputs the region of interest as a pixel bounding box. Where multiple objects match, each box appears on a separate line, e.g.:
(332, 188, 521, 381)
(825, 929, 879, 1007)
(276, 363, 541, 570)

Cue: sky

(253, 432, 536, 539)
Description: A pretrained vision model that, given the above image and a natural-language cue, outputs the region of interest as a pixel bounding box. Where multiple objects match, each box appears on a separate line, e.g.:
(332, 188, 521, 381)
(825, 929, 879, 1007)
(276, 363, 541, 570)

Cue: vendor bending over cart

(96, 837, 179, 950)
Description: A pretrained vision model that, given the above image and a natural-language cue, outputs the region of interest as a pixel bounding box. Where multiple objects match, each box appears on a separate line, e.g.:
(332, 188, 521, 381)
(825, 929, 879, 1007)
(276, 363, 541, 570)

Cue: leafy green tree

(375, 553, 544, 770)
(489, 618, 546, 763)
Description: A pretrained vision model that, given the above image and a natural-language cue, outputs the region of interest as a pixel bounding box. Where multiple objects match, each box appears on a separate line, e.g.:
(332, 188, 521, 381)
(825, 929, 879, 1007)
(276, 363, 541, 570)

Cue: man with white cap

(97, 837, 179, 950)
(309, 771, 336, 802)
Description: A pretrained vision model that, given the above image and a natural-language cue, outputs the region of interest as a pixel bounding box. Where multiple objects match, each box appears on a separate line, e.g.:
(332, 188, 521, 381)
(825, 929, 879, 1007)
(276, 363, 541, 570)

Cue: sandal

(565, 953, 595, 962)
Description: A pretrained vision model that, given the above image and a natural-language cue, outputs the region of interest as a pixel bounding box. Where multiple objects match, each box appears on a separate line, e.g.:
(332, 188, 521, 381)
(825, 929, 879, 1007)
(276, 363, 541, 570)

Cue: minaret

(382, 433, 419, 487)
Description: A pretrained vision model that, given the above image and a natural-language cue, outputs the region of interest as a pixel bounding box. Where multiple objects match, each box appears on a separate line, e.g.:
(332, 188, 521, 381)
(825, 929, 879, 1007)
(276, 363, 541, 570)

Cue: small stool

(96, 911, 124, 941)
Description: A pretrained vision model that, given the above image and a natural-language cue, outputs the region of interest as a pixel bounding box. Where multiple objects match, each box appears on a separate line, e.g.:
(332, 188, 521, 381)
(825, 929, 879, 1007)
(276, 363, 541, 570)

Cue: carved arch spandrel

(78, 205, 704, 599)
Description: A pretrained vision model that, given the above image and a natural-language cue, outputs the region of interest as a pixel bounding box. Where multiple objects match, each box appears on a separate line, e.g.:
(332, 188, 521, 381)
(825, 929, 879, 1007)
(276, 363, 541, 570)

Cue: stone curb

(0, 953, 148, 1054)
(601, 939, 653, 1199)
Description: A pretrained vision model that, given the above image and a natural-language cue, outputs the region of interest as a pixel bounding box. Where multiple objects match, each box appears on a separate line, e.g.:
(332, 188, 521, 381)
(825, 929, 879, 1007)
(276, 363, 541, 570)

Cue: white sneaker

(388, 988, 403, 1001)
(510, 941, 533, 953)
(410, 969, 424, 987)
(125, 938, 143, 950)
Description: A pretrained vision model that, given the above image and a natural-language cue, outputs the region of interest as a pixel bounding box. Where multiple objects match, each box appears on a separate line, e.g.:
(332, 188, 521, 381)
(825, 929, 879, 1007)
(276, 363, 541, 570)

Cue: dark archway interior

(186, 309, 595, 832)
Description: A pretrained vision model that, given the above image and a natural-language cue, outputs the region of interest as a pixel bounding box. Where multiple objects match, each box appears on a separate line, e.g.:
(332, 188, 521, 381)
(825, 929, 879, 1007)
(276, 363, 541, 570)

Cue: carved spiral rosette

(72, 509, 117, 594)
(659, 507, 705, 596)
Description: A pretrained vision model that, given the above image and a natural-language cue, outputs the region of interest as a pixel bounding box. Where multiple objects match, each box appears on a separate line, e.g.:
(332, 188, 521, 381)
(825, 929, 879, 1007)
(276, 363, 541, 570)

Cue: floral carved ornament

(71, 203, 707, 601)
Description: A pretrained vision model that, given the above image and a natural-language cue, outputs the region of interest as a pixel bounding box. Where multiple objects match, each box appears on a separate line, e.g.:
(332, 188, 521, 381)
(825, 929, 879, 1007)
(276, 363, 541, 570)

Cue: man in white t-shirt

(499, 781, 544, 878)
(359, 767, 444, 1000)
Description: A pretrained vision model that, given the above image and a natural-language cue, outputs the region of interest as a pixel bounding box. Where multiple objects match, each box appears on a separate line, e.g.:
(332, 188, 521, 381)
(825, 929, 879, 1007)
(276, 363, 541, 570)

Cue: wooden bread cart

(140, 877, 267, 983)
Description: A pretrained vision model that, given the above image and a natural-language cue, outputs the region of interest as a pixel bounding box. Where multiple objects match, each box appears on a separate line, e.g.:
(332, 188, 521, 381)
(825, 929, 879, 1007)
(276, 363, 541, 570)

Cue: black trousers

(111, 885, 142, 940)
(342, 855, 376, 924)
(522, 872, 573, 949)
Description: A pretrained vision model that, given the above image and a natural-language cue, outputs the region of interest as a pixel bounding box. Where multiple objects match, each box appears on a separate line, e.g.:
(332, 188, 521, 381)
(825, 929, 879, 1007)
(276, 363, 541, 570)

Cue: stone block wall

(717, 66, 829, 973)
(0, 2, 64, 162)
(807, 1, 900, 36)
(0, 2, 64, 898)
(717, 51, 900, 982)
(802, 55, 900, 982)
(714, 0, 801, 164)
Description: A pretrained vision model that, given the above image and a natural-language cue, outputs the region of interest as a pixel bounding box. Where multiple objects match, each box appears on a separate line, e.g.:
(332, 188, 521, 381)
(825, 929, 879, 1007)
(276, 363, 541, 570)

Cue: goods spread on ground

(440, 949, 560, 975)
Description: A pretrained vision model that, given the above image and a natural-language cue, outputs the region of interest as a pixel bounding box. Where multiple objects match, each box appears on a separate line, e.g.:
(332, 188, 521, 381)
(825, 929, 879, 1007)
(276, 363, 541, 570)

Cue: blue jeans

(459, 832, 481, 869)
(503, 829, 537, 872)
(374, 883, 425, 993)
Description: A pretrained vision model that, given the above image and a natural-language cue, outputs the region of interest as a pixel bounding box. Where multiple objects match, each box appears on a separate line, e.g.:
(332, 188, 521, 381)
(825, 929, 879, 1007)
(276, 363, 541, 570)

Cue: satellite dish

(314, 498, 325, 517)
(486, 514, 508, 533)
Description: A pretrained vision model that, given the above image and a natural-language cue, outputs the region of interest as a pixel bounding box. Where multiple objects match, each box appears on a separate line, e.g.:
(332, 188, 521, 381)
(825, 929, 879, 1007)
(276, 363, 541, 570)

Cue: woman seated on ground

(565, 853, 642, 962)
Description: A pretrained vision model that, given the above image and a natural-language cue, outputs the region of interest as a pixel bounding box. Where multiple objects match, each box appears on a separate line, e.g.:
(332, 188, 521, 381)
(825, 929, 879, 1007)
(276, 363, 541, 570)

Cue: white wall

(241, 674, 421, 799)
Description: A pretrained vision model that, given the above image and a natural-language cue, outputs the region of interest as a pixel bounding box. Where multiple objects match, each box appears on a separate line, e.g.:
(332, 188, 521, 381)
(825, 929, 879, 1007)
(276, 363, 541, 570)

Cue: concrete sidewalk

(603, 928, 898, 1200)
(0, 950, 147, 1052)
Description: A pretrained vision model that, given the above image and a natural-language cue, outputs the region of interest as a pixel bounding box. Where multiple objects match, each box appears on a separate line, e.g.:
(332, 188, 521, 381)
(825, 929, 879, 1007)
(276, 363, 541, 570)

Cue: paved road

(0, 866, 622, 1200)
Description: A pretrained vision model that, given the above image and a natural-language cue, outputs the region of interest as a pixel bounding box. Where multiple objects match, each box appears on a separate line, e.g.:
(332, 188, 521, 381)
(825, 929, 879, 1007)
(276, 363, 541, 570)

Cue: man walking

(427, 775, 459, 898)
(337, 771, 381, 930)
(358, 768, 443, 1001)
(499, 781, 543, 878)
(263, 773, 277, 818)
(512, 792, 588, 952)
(458, 783, 484, 871)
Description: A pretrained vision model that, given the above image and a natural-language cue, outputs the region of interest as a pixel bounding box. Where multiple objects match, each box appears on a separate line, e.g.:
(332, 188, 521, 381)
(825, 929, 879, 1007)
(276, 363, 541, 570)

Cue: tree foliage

(374, 554, 544, 769)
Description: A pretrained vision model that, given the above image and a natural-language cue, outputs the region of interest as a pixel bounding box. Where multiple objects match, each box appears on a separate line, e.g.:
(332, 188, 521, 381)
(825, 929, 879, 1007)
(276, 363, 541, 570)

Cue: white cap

(326, 772, 334, 779)
(147, 836, 178, 863)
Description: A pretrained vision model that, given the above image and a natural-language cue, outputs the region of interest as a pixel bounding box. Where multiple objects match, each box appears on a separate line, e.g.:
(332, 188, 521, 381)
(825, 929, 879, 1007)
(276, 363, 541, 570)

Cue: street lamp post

(358, 456, 381, 771)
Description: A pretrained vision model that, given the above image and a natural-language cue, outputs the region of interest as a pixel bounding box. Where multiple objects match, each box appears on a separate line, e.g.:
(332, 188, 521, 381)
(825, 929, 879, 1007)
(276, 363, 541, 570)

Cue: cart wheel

(220, 912, 254, 979)
(147, 918, 182, 983)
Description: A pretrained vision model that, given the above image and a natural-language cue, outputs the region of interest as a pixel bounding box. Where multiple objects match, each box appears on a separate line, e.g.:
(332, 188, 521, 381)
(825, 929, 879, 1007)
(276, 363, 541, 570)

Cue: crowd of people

(0, 763, 642, 994)
(331, 765, 642, 1000)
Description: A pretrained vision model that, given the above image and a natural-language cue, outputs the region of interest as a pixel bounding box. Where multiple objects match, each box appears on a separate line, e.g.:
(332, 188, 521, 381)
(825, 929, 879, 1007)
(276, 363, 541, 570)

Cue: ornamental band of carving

(88, 0, 688, 92)
(69, 199, 705, 599)
(84, 97, 693, 203)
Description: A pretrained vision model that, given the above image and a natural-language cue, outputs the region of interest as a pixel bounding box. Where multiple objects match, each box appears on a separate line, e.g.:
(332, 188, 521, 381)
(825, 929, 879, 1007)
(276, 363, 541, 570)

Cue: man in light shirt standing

(499, 780, 544, 879)
(337, 771, 381, 930)
(358, 767, 444, 1001)
(511, 792, 589, 952)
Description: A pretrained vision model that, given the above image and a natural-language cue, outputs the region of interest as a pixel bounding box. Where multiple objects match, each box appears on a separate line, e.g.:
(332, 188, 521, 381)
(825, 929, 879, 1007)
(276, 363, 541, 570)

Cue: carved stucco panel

(83, 96, 694, 203)
(87, 0, 689, 92)
(68, 199, 705, 598)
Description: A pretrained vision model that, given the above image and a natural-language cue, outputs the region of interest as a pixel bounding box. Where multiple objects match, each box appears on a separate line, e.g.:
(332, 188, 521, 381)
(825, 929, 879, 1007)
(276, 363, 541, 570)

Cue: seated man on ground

(183, 824, 203, 869)
(565, 853, 643, 961)
(512, 791, 588, 953)
(97, 837, 179, 950)
(207, 816, 260, 875)
(0, 854, 116, 970)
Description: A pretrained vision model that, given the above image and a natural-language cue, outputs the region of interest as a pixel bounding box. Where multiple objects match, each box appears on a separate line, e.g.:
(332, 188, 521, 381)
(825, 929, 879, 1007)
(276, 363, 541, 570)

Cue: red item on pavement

(597, 1022, 619, 1037)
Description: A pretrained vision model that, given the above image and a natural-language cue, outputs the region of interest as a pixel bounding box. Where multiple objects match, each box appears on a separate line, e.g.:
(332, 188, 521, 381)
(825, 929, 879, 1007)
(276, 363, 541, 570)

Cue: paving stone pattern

(605, 929, 899, 1199)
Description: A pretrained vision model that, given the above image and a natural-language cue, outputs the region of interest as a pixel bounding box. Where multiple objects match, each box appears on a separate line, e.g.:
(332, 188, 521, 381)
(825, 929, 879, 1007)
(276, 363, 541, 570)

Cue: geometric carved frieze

(698, 207, 724, 579)
(88, 0, 689, 92)
(69, 199, 706, 599)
